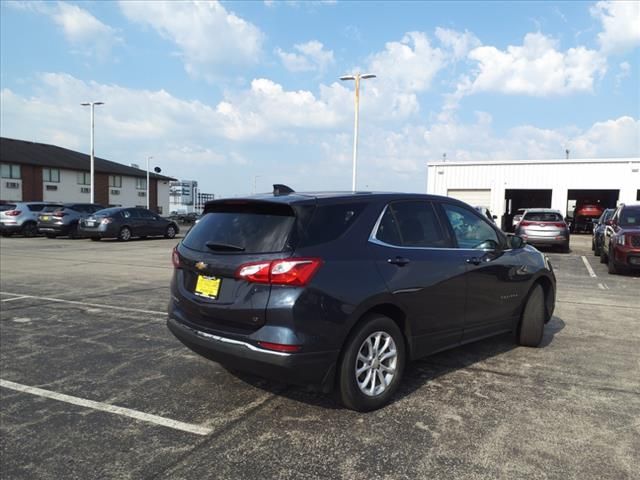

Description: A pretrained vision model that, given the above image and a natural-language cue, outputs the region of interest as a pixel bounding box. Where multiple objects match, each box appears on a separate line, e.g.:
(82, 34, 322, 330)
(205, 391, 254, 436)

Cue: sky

(1, 0, 639, 197)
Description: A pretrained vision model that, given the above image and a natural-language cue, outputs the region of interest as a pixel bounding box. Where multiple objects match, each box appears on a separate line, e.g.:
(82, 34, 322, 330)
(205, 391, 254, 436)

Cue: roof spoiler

(273, 184, 295, 196)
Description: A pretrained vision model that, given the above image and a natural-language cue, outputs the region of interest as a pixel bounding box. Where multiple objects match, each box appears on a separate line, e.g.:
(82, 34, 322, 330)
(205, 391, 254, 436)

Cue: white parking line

(0, 379, 212, 436)
(0, 292, 165, 316)
(598, 283, 610, 290)
(1, 296, 29, 303)
(581, 256, 597, 278)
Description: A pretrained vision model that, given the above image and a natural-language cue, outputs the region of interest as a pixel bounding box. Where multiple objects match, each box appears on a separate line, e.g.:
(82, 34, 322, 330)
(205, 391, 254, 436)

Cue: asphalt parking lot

(1, 235, 638, 479)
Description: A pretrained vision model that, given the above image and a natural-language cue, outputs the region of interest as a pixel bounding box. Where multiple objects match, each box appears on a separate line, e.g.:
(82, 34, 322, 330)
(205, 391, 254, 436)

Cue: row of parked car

(0, 202, 180, 241)
(591, 203, 640, 274)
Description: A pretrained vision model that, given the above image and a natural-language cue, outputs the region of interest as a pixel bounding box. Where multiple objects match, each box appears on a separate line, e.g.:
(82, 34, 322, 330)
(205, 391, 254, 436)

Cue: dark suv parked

(600, 204, 640, 274)
(37, 203, 104, 238)
(168, 188, 556, 411)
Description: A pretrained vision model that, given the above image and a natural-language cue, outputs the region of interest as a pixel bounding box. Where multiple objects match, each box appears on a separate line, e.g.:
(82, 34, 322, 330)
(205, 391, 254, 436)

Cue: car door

(603, 207, 621, 255)
(438, 202, 529, 341)
(369, 200, 467, 357)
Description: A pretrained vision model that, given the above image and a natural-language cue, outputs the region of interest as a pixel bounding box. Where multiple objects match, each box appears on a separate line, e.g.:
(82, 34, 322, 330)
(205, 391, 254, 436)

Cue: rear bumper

(78, 224, 118, 238)
(167, 315, 338, 390)
(521, 235, 568, 246)
(0, 223, 22, 234)
(38, 224, 71, 235)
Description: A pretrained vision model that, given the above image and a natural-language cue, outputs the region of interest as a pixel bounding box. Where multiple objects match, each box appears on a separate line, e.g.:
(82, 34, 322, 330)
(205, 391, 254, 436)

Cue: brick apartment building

(0, 137, 174, 213)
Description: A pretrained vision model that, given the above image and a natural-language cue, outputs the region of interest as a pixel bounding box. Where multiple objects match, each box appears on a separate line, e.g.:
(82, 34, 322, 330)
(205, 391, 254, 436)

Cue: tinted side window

(442, 203, 499, 249)
(298, 203, 365, 247)
(375, 201, 449, 248)
(137, 209, 155, 220)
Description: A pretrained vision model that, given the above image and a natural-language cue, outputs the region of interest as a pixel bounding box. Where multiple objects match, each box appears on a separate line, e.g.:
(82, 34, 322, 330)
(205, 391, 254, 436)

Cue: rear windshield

(42, 205, 61, 213)
(183, 202, 295, 253)
(620, 207, 640, 226)
(523, 212, 563, 222)
(0, 204, 16, 211)
(93, 208, 123, 217)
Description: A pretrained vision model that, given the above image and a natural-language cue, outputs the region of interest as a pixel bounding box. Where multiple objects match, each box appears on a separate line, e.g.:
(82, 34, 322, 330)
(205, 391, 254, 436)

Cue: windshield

(619, 207, 640, 226)
(524, 212, 563, 222)
(183, 202, 295, 254)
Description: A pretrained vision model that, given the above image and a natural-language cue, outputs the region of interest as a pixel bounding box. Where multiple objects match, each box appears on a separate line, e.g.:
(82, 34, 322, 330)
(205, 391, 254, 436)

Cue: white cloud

(276, 41, 335, 73)
(434, 27, 481, 60)
(591, 0, 640, 54)
(367, 32, 445, 93)
(119, 0, 264, 77)
(463, 32, 606, 96)
(7, 1, 121, 60)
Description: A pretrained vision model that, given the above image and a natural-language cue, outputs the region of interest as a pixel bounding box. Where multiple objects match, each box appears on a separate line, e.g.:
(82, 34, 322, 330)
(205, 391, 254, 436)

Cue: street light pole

(340, 73, 376, 191)
(146, 156, 153, 210)
(81, 101, 104, 204)
(253, 175, 262, 195)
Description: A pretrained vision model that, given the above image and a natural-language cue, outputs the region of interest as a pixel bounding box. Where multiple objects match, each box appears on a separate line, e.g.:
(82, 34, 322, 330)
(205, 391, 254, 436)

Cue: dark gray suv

(168, 188, 556, 411)
(37, 203, 104, 238)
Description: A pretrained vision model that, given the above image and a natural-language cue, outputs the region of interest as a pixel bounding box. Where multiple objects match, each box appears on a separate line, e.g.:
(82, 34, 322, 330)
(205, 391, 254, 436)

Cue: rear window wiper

(205, 241, 245, 252)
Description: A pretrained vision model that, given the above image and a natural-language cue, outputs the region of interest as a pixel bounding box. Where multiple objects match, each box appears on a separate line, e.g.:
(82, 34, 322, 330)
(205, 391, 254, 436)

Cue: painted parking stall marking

(0, 379, 213, 436)
(581, 256, 597, 278)
(0, 292, 166, 316)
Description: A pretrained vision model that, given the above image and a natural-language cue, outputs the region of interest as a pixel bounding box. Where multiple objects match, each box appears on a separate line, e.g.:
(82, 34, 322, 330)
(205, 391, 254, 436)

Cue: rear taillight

(257, 341, 302, 353)
(5, 210, 21, 216)
(101, 217, 113, 224)
(172, 247, 181, 268)
(236, 258, 322, 286)
(53, 211, 67, 218)
(553, 222, 566, 228)
(519, 220, 531, 226)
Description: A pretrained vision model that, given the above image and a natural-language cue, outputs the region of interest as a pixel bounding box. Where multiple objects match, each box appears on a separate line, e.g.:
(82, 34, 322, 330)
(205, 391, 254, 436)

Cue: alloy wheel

(355, 331, 398, 397)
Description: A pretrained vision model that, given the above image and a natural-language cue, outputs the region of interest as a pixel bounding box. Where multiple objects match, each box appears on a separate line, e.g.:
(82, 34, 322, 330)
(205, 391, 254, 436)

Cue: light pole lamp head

(339, 75, 356, 81)
(360, 74, 376, 79)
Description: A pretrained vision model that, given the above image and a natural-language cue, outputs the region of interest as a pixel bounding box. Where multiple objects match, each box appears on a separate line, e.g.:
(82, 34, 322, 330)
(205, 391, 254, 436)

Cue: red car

(600, 204, 640, 274)
(573, 201, 605, 233)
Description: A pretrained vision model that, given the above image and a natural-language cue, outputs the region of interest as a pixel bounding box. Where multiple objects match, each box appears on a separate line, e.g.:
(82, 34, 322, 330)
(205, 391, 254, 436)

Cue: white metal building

(427, 158, 640, 230)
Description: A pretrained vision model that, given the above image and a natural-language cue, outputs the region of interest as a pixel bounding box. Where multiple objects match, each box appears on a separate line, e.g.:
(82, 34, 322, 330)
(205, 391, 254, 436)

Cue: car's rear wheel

(90, 236, 101, 241)
(600, 246, 608, 263)
(518, 284, 545, 347)
(560, 241, 570, 253)
(165, 224, 177, 239)
(45, 233, 57, 239)
(118, 227, 132, 241)
(594, 239, 601, 256)
(607, 247, 620, 274)
(69, 223, 80, 239)
(2, 233, 13, 237)
(22, 222, 37, 237)
(338, 314, 405, 412)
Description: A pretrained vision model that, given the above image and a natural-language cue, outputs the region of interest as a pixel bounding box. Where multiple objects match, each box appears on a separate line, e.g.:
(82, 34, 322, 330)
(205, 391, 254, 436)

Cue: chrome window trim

(182, 323, 292, 357)
(368, 203, 511, 253)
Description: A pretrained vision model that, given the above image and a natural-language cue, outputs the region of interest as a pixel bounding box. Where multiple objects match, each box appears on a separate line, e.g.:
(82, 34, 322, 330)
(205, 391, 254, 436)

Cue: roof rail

(273, 184, 295, 196)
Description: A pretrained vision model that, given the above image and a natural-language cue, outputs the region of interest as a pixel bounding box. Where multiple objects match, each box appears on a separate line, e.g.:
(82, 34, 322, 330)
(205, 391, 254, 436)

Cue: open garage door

(567, 189, 619, 233)
(447, 189, 491, 208)
(504, 189, 552, 231)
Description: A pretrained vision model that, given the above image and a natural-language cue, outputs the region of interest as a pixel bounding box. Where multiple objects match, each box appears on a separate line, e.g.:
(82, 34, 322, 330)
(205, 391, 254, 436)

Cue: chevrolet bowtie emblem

(195, 261, 207, 271)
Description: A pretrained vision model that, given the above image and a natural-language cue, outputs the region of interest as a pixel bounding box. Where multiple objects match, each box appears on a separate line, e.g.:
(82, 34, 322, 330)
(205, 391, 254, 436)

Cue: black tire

(560, 241, 570, 253)
(1, 233, 12, 237)
(45, 233, 57, 239)
(90, 236, 101, 241)
(600, 246, 608, 264)
(118, 226, 132, 242)
(591, 238, 595, 251)
(21, 222, 38, 237)
(607, 248, 620, 274)
(69, 223, 80, 239)
(594, 240, 601, 257)
(337, 314, 406, 412)
(165, 224, 177, 239)
(518, 285, 545, 347)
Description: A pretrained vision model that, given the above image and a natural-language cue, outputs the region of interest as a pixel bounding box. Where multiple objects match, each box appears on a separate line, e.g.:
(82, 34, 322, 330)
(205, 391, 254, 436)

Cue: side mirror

(509, 235, 526, 249)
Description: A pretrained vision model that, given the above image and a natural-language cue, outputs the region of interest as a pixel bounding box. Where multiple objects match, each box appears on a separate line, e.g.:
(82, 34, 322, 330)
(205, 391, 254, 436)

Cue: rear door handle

(466, 257, 482, 265)
(387, 256, 410, 266)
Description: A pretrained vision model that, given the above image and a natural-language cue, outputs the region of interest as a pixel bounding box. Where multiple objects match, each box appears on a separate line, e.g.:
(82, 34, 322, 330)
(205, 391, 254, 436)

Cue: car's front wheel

(607, 247, 621, 274)
(518, 284, 545, 347)
(338, 314, 406, 412)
